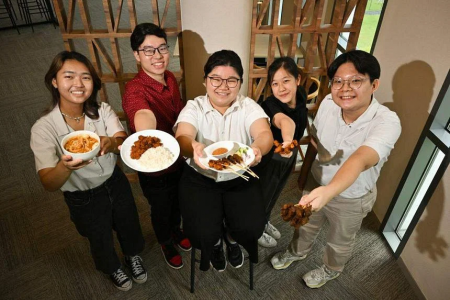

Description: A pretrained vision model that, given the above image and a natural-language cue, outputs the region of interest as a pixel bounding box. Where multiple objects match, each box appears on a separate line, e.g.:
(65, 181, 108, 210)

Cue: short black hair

(268, 56, 299, 83)
(130, 23, 167, 51)
(203, 50, 244, 83)
(327, 50, 381, 82)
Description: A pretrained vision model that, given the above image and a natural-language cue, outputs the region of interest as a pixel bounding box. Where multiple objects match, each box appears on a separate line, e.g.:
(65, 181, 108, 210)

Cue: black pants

(258, 149, 297, 220)
(138, 166, 183, 244)
(179, 165, 265, 271)
(63, 166, 145, 275)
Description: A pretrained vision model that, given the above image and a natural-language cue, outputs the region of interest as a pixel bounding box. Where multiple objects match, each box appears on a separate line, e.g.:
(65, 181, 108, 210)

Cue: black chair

(190, 247, 254, 293)
(17, 0, 54, 32)
(0, 0, 20, 34)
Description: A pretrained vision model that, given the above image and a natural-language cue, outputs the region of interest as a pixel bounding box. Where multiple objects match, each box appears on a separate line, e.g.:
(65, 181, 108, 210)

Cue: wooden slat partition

(52, 0, 185, 108)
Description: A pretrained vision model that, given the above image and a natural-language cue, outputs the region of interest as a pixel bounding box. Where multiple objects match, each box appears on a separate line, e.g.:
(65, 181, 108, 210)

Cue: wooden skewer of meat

(208, 158, 249, 181)
(227, 154, 259, 178)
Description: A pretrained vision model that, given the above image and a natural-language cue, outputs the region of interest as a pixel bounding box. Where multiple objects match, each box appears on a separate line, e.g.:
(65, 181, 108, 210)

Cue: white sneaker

(258, 232, 277, 247)
(271, 249, 307, 270)
(265, 221, 281, 240)
(303, 265, 340, 288)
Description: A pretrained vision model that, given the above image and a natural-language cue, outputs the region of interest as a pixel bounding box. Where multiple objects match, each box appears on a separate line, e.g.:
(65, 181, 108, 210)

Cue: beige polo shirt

(30, 103, 124, 192)
(311, 94, 401, 198)
(174, 93, 269, 181)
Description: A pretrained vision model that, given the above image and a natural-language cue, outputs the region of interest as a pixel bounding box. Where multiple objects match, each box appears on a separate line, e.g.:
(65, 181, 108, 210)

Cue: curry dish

(64, 134, 99, 153)
(130, 135, 163, 159)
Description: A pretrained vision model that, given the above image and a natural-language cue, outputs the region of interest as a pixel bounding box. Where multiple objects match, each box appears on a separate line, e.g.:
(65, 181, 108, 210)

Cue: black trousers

(258, 149, 297, 220)
(138, 165, 183, 244)
(179, 165, 265, 271)
(63, 166, 145, 275)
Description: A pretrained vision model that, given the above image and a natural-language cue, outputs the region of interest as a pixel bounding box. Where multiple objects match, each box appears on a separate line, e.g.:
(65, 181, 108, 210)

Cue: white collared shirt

(174, 93, 269, 181)
(311, 94, 401, 198)
(30, 103, 124, 192)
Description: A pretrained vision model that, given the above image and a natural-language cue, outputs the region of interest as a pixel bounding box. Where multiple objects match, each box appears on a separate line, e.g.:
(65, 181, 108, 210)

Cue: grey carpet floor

(0, 19, 418, 300)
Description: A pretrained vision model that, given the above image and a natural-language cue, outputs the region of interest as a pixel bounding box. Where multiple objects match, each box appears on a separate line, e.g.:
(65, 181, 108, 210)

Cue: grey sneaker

(258, 232, 277, 247)
(303, 265, 340, 288)
(271, 249, 307, 270)
(265, 221, 281, 240)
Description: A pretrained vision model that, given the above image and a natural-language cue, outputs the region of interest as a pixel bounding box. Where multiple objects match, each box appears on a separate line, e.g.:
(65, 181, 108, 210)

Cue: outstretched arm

(249, 118, 273, 166)
(273, 112, 296, 146)
(299, 145, 379, 211)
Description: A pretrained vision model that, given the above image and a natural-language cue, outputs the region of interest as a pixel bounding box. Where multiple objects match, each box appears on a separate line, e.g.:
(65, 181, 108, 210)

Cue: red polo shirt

(122, 69, 185, 175)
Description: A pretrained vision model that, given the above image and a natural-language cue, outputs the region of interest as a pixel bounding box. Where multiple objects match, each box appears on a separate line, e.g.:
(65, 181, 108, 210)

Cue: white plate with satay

(120, 129, 180, 173)
(198, 141, 258, 181)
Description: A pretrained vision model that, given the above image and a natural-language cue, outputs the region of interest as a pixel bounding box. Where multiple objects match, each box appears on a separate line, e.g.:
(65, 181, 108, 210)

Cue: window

(337, 0, 387, 54)
(381, 70, 450, 257)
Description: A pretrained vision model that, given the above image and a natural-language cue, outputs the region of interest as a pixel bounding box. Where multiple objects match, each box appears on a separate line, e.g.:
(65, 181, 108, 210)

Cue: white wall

(373, 0, 450, 298)
(180, 0, 252, 100)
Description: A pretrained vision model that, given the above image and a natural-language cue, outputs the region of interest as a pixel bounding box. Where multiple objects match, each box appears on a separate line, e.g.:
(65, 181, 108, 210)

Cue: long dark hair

(43, 51, 101, 119)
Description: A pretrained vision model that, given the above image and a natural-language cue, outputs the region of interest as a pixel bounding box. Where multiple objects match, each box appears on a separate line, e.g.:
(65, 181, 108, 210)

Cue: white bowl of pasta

(61, 130, 100, 161)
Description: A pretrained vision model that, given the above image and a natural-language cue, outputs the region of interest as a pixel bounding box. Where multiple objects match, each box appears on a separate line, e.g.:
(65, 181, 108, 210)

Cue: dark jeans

(179, 165, 265, 271)
(138, 165, 183, 244)
(63, 166, 145, 275)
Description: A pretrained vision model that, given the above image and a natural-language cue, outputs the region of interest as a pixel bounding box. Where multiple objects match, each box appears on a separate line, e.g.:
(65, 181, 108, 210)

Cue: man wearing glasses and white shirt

(270, 50, 401, 289)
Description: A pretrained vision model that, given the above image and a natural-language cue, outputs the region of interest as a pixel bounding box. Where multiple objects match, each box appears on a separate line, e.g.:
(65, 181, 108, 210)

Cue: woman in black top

(257, 57, 308, 247)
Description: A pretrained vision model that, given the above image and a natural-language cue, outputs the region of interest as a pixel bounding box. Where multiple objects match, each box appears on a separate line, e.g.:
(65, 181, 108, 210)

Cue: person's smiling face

(133, 35, 169, 82)
(331, 62, 379, 116)
(205, 66, 241, 114)
(271, 67, 300, 108)
(52, 59, 93, 107)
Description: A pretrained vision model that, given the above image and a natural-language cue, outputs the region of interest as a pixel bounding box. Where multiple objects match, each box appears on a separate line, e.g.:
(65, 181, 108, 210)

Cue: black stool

(0, 0, 20, 34)
(190, 247, 254, 293)
(17, 0, 54, 32)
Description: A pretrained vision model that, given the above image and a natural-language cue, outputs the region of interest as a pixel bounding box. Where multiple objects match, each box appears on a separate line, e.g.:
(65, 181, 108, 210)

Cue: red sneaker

(161, 244, 183, 269)
(173, 229, 192, 251)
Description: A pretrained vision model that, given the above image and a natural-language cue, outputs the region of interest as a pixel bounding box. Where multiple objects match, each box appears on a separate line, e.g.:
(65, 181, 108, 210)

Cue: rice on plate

(138, 146, 174, 170)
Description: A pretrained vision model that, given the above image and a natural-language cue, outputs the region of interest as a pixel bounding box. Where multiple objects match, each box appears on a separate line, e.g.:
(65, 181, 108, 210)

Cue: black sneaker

(210, 239, 227, 272)
(124, 255, 147, 284)
(110, 268, 132, 291)
(224, 237, 244, 268)
(161, 243, 183, 269)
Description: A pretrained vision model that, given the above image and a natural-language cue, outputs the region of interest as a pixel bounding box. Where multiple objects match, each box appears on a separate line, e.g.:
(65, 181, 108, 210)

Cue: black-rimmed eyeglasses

(331, 76, 369, 90)
(207, 76, 241, 88)
(137, 45, 170, 56)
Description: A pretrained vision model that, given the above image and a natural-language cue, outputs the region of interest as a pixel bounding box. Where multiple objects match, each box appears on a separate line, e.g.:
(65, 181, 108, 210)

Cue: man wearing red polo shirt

(122, 23, 190, 269)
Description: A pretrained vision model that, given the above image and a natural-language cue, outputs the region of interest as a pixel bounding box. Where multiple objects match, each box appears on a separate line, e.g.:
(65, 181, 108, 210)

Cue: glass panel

(357, 0, 385, 52)
(395, 144, 445, 238)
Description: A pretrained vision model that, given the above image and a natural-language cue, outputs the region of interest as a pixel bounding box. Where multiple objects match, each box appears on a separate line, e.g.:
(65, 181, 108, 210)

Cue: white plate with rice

(120, 129, 180, 173)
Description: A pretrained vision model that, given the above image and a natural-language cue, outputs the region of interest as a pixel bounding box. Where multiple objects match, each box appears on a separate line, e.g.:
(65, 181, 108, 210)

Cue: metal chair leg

(249, 260, 254, 290)
(190, 247, 196, 293)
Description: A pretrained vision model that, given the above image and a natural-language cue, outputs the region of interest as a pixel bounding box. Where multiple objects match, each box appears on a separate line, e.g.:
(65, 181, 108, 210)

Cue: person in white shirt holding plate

(175, 50, 273, 272)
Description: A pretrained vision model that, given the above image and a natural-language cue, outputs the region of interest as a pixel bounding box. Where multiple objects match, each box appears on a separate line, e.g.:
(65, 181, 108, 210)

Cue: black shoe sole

(228, 251, 244, 269)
